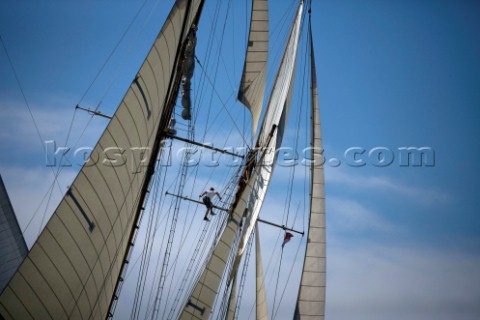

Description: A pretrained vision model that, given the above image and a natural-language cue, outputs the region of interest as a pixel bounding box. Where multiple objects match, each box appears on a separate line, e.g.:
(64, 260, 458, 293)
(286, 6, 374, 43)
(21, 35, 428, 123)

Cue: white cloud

(327, 196, 397, 233)
(0, 95, 108, 159)
(326, 242, 480, 320)
(326, 168, 452, 206)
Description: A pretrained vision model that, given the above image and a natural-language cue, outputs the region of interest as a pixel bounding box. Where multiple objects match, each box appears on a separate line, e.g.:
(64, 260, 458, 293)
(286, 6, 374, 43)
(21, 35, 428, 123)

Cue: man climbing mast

(199, 187, 222, 221)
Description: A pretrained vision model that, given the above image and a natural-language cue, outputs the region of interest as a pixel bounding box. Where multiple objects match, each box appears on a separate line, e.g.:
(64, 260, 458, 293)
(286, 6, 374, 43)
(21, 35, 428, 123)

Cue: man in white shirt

(199, 187, 222, 221)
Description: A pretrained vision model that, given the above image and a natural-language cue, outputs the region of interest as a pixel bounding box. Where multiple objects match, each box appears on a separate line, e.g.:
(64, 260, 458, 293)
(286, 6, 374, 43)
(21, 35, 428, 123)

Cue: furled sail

(0, 0, 204, 319)
(179, 2, 304, 319)
(294, 21, 326, 320)
(237, 0, 269, 137)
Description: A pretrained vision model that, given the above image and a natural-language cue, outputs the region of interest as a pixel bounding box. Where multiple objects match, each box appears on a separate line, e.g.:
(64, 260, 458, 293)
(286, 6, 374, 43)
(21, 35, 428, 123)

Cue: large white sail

(237, 0, 269, 137)
(294, 23, 326, 319)
(0, 1, 204, 319)
(179, 2, 304, 319)
(234, 0, 304, 260)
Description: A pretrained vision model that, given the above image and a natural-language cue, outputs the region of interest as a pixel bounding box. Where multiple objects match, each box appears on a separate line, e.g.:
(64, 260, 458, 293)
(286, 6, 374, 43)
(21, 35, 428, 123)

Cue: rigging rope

(233, 230, 255, 320)
(246, 226, 283, 320)
(78, 0, 149, 105)
(272, 245, 284, 318)
(172, 166, 241, 319)
(130, 141, 172, 320)
(0, 33, 71, 238)
(150, 122, 195, 319)
(0, 34, 45, 151)
(191, 0, 222, 132)
(194, 55, 249, 148)
(272, 235, 303, 319)
(165, 210, 210, 319)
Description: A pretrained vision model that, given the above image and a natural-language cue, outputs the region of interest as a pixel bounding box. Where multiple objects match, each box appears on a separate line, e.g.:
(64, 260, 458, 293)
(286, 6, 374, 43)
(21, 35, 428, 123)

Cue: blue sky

(1, 0, 479, 319)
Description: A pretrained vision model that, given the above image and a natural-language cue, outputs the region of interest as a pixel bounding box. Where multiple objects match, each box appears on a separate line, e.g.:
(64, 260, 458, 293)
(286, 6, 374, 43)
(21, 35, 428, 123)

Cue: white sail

(255, 224, 268, 320)
(179, 3, 304, 319)
(235, 0, 304, 260)
(294, 23, 326, 320)
(0, 175, 28, 293)
(0, 1, 204, 319)
(238, 0, 269, 137)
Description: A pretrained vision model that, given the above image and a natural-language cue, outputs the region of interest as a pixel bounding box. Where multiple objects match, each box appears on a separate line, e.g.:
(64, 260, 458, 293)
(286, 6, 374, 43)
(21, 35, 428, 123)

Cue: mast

(294, 12, 326, 319)
(225, 273, 238, 320)
(178, 2, 305, 319)
(224, 224, 267, 320)
(0, 1, 205, 319)
(255, 224, 268, 320)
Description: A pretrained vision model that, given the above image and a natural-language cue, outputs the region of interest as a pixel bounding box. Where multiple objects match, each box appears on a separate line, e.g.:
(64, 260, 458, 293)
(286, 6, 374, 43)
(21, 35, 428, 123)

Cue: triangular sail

(0, 175, 28, 293)
(0, 1, 204, 319)
(294, 21, 326, 320)
(238, 0, 269, 137)
(178, 2, 304, 319)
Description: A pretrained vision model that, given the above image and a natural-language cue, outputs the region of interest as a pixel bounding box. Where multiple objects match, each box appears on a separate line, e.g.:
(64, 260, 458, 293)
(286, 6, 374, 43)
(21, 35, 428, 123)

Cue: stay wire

(0, 33, 68, 236)
(161, 126, 201, 319)
(233, 230, 255, 319)
(199, 0, 233, 143)
(272, 245, 284, 318)
(191, 0, 222, 130)
(130, 155, 162, 320)
(0, 34, 46, 155)
(77, 0, 149, 105)
(246, 229, 283, 320)
(194, 56, 249, 148)
(272, 236, 303, 319)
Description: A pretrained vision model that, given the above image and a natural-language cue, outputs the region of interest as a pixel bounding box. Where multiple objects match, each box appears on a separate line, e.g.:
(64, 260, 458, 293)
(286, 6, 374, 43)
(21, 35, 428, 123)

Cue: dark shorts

(202, 196, 212, 208)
